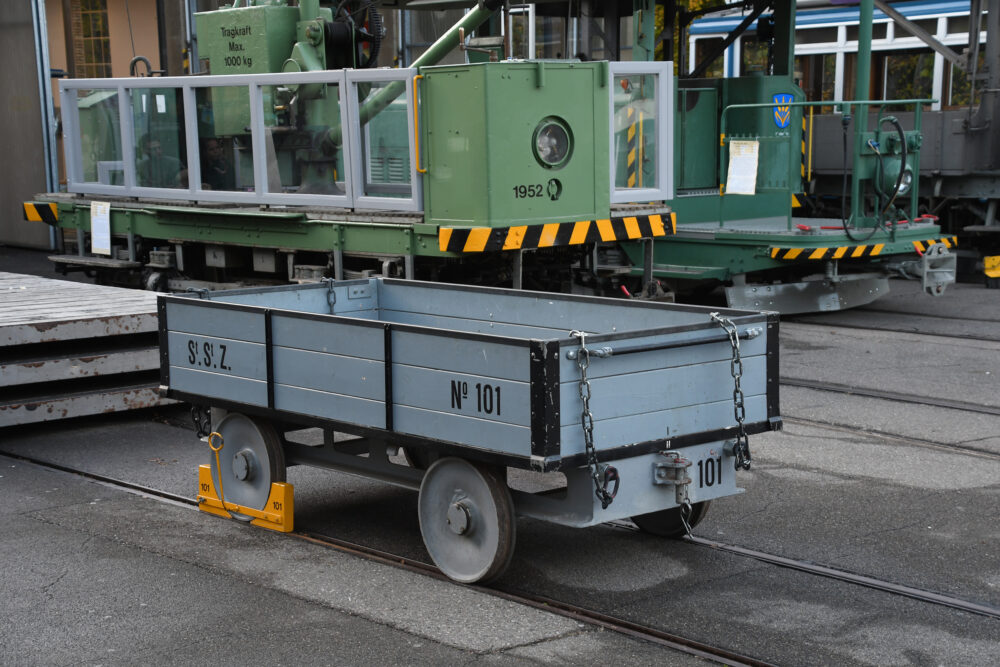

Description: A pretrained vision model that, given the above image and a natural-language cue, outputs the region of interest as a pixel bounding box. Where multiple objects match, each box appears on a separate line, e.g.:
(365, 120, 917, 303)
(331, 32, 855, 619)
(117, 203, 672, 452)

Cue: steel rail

(682, 536, 1000, 620)
(598, 521, 1000, 621)
(0, 450, 197, 507)
(784, 316, 1000, 343)
(789, 308, 1000, 326)
(781, 378, 1000, 416)
(782, 416, 1000, 460)
(7, 448, 999, 650)
(0, 449, 771, 667)
(296, 531, 776, 667)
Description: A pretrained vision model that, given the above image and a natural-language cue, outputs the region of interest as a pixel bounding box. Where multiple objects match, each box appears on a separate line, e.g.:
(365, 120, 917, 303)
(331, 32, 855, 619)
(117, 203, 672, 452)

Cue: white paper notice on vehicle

(726, 140, 759, 195)
(90, 201, 111, 255)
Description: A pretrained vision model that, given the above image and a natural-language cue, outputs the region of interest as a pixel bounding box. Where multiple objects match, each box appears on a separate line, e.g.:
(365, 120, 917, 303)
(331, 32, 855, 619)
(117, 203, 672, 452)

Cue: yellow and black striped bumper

(439, 213, 676, 254)
(770, 236, 957, 261)
(912, 237, 958, 254)
(23, 202, 58, 225)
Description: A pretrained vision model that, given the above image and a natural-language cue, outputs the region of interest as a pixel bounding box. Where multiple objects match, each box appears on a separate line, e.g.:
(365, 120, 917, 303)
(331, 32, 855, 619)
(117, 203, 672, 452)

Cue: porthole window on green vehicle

(532, 117, 573, 169)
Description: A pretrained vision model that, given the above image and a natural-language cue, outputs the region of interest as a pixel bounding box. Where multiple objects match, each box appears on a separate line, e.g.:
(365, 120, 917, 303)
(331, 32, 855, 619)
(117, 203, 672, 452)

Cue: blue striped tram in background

(688, 0, 1000, 282)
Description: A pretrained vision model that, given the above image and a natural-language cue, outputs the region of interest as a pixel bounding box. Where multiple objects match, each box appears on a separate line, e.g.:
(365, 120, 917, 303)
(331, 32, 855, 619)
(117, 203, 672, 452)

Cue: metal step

(48, 254, 143, 269)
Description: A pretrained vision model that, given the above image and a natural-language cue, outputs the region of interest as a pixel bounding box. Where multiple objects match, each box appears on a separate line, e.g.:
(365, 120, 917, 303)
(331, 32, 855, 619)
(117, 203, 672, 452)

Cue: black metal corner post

(766, 312, 780, 424)
(529, 340, 561, 461)
(383, 323, 394, 431)
(264, 309, 275, 409)
(157, 296, 170, 391)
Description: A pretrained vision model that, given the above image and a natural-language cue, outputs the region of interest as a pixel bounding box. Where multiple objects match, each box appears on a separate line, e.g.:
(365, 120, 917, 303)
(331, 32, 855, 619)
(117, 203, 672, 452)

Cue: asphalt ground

(2, 247, 999, 664)
(2, 443, 699, 666)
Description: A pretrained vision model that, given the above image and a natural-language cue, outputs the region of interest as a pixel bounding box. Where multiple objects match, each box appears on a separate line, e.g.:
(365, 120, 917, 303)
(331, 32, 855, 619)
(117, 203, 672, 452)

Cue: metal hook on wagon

(190, 404, 211, 438)
(601, 465, 620, 507)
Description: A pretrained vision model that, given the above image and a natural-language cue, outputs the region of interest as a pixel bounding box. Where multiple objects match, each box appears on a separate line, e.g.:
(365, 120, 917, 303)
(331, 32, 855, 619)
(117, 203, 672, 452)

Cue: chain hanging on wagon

(570, 330, 619, 509)
(710, 312, 752, 470)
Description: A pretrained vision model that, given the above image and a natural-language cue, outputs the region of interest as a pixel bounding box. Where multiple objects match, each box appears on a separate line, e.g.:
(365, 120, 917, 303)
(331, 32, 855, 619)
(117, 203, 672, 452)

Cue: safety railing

(60, 68, 421, 212)
(718, 98, 934, 233)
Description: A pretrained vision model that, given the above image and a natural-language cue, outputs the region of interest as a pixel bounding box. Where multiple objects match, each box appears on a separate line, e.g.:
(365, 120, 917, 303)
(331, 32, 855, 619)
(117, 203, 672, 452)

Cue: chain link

(678, 486, 694, 538)
(710, 313, 752, 470)
(570, 330, 618, 509)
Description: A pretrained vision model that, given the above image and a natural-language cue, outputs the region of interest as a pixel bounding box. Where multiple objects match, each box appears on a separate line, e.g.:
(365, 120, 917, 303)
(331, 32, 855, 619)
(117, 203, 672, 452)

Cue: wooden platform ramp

(0, 273, 173, 426)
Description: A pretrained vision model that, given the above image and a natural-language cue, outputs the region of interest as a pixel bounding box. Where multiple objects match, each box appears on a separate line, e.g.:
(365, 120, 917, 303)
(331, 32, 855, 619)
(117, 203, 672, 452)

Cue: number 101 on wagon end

(450, 379, 502, 416)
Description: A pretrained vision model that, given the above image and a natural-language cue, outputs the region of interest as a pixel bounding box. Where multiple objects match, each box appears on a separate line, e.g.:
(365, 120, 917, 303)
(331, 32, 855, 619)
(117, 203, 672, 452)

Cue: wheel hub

(232, 449, 257, 482)
(446, 501, 471, 535)
(418, 457, 516, 584)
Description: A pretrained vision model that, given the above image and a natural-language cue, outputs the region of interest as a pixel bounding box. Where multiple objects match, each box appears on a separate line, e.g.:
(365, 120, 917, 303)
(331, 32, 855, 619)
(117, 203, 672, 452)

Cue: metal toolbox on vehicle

(158, 278, 779, 471)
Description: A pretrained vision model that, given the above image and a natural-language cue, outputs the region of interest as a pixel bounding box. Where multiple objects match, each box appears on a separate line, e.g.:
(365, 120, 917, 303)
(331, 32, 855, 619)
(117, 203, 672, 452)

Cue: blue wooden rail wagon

(158, 279, 780, 583)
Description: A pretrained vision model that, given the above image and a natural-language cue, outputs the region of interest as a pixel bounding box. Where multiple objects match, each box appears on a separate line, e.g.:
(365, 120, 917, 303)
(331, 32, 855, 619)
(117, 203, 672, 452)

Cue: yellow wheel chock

(197, 430, 294, 532)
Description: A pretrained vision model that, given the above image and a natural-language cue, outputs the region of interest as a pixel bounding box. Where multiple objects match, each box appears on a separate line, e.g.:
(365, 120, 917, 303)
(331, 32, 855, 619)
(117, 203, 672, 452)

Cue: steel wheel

(211, 413, 285, 514)
(418, 458, 515, 584)
(631, 501, 711, 538)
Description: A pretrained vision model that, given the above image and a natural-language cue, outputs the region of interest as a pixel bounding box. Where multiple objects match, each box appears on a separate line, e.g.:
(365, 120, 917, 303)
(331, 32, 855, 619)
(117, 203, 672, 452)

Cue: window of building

(72, 0, 112, 78)
(741, 31, 770, 75)
(864, 19, 937, 42)
(795, 27, 838, 45)
(882, 49, 934, 109)
(535, 16, 567, 59)
(846, 22, 889, 42)
(947, 13, 988, 36)
(693, 38, 725, 78)
(404, 9, 466, 66)
(949, 15, 970, 34)
(795, 53, 836, 113)
(845, 49, 934, 110)
(946, 46, 985, 108)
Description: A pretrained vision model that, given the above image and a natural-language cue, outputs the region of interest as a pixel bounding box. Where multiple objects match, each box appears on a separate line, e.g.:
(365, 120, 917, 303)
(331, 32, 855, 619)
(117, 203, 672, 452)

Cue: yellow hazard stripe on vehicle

(913, 236, 959, 253)
(985, 255, 1000, 278)
(626, 106, 640, 189)
(800, 116, 807, 179)
(23, 202, 58, 224)
(439, 213, 677, 254)
(770, 236, 957, 261)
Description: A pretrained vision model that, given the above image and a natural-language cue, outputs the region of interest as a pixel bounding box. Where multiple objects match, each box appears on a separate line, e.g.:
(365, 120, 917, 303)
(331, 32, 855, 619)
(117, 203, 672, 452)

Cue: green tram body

(25, 0, 956, 312)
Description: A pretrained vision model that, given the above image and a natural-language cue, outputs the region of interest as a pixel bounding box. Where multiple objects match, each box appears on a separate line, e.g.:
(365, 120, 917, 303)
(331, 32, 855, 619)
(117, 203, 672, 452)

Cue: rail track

(781, 378, 1000, 417)
(4, 446, 998, 667)
(784, 310, 1000, 344)
(1, 448, 772, 666)
(780, 415, 1000, 459)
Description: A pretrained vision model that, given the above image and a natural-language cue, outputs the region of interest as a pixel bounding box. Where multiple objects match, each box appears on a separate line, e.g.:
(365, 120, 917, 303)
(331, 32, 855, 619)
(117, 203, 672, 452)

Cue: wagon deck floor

(675, 216, 941, 238)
